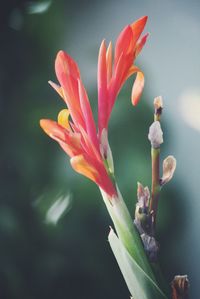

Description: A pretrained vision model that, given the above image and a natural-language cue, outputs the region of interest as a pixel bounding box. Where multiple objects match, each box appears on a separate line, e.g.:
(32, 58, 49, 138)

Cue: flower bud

(154, 96, 163, 121)
(154, 96, 163, 110)
(148, 121, 163, 148)
(140, 233, 159, 262)
(171, 275, 189, 299)
(134, 182, 151, 234)
(137, 182, 150, 209)
(160, 155, 176, 186)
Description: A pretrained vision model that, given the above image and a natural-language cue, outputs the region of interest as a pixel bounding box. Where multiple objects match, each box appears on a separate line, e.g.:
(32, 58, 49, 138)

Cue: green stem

(100, 187, 156, 283)
(150, 147, 161, 233)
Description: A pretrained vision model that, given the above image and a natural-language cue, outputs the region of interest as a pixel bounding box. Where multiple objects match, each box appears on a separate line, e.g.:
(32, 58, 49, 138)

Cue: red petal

(78, 79, 98, 149)
(98, 40, 108, 134)
(106, 42, 112, 84)
(55, 50, 80, 84)
(114, 25, 133, 69)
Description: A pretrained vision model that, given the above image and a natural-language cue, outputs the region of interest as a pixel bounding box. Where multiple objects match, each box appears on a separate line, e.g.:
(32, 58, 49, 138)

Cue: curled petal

(130, 66, 145, 106)
(70, 154, 98, 183)
(57, 109, 71, 130)
(117, 64, 145, 106)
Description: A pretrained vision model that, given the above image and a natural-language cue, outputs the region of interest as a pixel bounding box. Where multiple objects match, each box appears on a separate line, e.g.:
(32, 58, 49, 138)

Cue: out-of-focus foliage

(0, 1, 188, 299)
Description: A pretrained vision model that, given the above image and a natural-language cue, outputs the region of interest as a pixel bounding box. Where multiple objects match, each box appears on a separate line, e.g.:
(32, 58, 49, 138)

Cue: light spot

(180, 90, 200, 132)
(25, 1, 52, 14)
(45, 194, 71, 225)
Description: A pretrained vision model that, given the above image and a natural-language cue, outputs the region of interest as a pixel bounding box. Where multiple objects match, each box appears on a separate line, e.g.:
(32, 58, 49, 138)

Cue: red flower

(40, 16, 148, 196)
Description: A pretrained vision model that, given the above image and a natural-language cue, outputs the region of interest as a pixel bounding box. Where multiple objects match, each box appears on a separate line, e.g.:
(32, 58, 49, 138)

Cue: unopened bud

(171, 275, 189, 299)
(148, 121, 163, 148)
(154, 96, 163, 121)
(135, 182, 151, 234)
(140, 233, 159, 262)
(161, 155, 176, 186)
(154, 96, 163, 110)
(137, 182, 150, 209)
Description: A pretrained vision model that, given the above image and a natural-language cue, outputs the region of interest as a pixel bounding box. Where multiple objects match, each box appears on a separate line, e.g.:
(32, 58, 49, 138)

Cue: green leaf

(108, 228, 168, 299)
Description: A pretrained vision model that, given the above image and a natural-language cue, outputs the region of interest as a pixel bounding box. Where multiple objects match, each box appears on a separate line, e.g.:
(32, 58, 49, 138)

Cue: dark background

(1, 1, 199, 298)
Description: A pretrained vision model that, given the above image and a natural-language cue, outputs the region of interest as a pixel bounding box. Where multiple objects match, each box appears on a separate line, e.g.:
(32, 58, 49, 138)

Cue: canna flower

(40, 16, 148, 196)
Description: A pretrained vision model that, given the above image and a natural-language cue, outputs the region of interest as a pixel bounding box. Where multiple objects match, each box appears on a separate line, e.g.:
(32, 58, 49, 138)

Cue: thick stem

(100, 187, 156, 282)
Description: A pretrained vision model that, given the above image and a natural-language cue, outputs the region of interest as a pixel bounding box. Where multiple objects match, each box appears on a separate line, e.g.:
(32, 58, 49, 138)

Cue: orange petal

(57, 109, 71, 130)
(70, 155, 98, 183)
(40, 119, 66, 142)
(131, 67, 144, 106)
(130, 16, 148, 46)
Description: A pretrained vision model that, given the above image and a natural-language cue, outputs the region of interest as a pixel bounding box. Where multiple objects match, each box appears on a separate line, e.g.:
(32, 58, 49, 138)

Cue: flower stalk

(150, 147, 161, 232)
(149, 97, 163, 233)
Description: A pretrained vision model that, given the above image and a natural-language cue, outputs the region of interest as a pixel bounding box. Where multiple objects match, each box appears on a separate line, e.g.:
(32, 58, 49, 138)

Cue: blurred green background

(1, 0, 200, 298)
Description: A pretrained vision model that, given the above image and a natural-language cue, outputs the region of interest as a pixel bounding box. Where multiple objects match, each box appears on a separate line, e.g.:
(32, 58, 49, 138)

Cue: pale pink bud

(148, 121, 163, 148)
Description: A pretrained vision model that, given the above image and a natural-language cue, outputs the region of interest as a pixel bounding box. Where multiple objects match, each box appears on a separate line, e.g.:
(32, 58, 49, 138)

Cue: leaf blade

(108, 228, 168, 299)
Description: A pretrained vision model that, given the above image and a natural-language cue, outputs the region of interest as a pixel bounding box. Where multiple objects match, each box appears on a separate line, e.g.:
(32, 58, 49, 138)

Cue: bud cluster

(134, 96, 176, 262)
